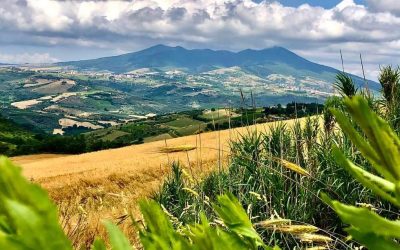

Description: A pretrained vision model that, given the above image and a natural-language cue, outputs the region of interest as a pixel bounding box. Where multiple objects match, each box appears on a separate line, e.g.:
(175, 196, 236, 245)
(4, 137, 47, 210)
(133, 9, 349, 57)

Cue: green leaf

(332, 147, 400, 206)
(0, 156, 72, 250)
(138, 199, 191, 249)
(91, 238, 107, 250)
(187, 214, 252, 250)
(322, 194, 400, 239)
(104, 221, 133, 250)
(212, 193, 266, 249)
(346, 227, 399, 250)
(341, 96, 400, 181)
(330, 107, 394, 182)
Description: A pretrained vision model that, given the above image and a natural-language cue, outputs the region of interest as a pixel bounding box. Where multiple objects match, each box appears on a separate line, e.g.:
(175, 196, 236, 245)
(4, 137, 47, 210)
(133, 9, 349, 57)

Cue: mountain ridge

(58, 45, 328, 72)
(57, 44, 379, 90)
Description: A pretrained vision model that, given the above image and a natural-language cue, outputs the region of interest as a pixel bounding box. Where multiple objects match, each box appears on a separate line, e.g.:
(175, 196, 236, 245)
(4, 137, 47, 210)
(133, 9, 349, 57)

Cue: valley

(1, 65, 326, 134)
(0, 45, 378, 136)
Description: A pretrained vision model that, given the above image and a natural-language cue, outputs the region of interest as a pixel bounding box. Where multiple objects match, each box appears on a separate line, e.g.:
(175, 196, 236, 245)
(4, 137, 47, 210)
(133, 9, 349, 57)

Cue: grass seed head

(255, 219, 291, 228)
(305, 247, 328, 250)
(272, 225, 319, 234)
(182, 187, 199, 197)
(298, 233, 333, 243)
(160, 145, 197, 153)
(272, 157, 310, 176)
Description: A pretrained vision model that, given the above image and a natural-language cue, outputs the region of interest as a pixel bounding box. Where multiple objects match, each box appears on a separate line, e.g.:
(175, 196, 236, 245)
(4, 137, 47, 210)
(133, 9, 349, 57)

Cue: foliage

(323, 95, 400, 249)
(0, 156, 280, 250)
(264, 102, 323, 117)
(334, 72, 358, 97)
(138, 194, 276, 250)
(379, 65, 400, 105)
(0, 157, 72, 249)
(322, 96, 342, 133)
(154, 113, 376, 248)
(378, 65, 400, 129)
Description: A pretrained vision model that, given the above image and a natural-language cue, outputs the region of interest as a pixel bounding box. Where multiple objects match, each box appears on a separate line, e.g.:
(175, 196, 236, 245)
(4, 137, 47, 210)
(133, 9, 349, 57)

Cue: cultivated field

(11, 117, 311, 248)
(14, 118, 308, 190)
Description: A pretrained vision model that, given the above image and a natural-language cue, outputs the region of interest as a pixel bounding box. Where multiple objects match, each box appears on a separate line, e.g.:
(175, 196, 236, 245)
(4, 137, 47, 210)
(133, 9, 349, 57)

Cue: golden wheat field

(11, 117, 311, 248)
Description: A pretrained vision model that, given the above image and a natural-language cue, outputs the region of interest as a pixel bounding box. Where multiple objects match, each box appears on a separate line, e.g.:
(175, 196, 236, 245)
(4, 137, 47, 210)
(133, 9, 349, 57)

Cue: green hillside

(0, 103, 323, 156)
(0, 115, 38, 155)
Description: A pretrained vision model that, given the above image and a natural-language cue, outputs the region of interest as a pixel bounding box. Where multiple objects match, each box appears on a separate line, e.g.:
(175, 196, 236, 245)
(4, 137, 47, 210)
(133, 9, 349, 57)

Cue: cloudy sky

(1, 0, 400, 80)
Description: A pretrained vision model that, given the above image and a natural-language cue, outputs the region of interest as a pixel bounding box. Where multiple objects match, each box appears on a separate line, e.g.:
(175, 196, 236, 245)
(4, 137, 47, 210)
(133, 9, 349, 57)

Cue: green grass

(165, 117, 204, 128)
(144, 133, 174, 143)
(154, 114, 382, 248)
(101, 130, 130, 141)
(175, 123, 207, 136)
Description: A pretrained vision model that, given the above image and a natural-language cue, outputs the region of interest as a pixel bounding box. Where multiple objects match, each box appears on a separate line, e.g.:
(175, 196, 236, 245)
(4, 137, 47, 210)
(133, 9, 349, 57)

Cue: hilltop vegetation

(1, 103, 323, 156)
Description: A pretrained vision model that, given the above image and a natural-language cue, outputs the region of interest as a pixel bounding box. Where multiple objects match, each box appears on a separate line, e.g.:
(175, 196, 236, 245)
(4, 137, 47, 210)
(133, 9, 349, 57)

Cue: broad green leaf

(331, 107, 394, 182)
(91, 238, 107, 250)
(187, 215, 252, 250)
(212, 193, 266, 249)
(322, 194, 400, 239)
(139, 195, 276, 250)
(346, 227, 399, 250)
(0, 156, 71, 250)
(104, 221, 133, 250)
(332, 147, 400, 206)
(138, 199, 191, 249)
(342, 96, 400, 181)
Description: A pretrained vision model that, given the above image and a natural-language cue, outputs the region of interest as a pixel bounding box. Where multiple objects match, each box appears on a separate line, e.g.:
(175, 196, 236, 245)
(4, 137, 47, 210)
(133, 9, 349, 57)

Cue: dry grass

(159, 145, 197, 153)
(11, 117, 316, 248)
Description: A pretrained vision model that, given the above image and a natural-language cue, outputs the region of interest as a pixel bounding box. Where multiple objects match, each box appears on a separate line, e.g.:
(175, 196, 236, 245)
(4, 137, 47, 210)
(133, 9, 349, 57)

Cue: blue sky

(0, 0, 400, 80)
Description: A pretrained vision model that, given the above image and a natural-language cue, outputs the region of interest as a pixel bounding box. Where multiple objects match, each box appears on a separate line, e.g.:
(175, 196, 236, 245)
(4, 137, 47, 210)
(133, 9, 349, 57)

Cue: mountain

(2, 45, 380, 134)
(58, 44, 378, 90)
(56, 45, 325, 73)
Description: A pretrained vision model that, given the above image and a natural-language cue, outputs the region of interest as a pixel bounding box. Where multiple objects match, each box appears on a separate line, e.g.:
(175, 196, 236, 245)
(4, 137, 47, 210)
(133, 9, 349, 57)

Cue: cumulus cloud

(0, 52, 58, 64)
(366, 0, 400, 16)
(0, 0, 399, 79)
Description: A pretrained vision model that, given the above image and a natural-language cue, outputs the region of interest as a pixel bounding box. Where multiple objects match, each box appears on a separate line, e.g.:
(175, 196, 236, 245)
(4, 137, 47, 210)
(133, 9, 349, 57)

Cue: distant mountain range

(2, 45, 381, 134)
(58, 44, 379, 90)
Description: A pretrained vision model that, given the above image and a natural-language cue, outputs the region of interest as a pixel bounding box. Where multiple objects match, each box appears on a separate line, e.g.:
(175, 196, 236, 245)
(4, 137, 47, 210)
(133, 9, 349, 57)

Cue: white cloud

(366, 0, 400, 16)
(0, 0, 399, 79)
(0, 52, 58, 64)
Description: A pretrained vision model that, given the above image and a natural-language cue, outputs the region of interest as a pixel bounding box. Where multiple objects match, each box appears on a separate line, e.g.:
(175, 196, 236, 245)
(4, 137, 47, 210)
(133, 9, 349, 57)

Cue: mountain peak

(58, 44, 324, 74)
(57, 44, 379, 90)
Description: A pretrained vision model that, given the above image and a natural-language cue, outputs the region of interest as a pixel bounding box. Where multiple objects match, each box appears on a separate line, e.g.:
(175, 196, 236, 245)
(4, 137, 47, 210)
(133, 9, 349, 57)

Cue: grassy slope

(0, 116, 37, 153)
(84, 109, 243, 143)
